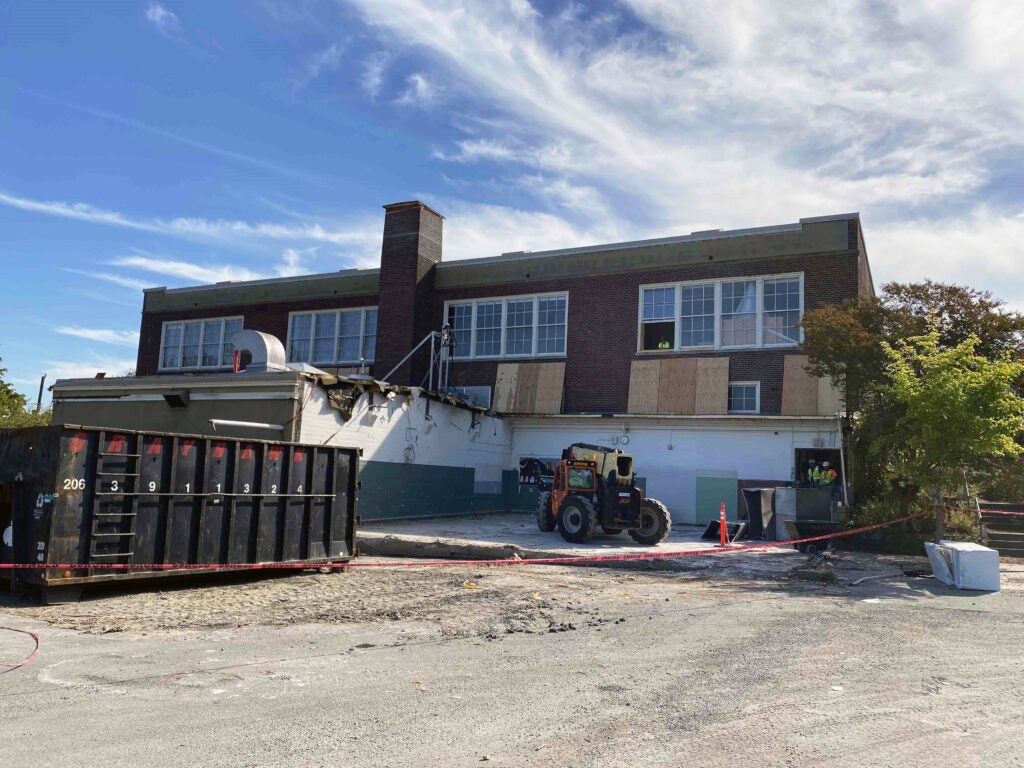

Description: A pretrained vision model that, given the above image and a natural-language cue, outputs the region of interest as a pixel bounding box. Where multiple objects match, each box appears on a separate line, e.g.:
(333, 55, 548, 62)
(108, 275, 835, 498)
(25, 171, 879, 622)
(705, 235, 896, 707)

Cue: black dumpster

(783, 520, 840, 554)
(0, 425, 360, 603)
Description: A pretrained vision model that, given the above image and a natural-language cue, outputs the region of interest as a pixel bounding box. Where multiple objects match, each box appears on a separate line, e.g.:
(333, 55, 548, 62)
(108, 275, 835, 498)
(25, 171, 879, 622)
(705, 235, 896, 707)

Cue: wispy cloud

(54, 327, 140, 347)
(361, 51, 391, 99)
(395, 73, 439, 107)
(276, 247, 318, 276)
(434, 197, 628, 261)
(342, 0, 1024, 301)
(61, 268, 154, 291)
(872, 209, 1024, 310)
(15, 85, 327, 186)
(145, 3, 184, 43)
(110, 255, 268, 284)
(294, 43, 345, 90)
(0, 191, 380, 248)
(45, 354, 139, 382)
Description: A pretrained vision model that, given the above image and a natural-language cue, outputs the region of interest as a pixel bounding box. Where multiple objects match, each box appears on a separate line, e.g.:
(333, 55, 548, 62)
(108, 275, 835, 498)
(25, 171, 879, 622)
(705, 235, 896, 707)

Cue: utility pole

(35, 373, 46, 413)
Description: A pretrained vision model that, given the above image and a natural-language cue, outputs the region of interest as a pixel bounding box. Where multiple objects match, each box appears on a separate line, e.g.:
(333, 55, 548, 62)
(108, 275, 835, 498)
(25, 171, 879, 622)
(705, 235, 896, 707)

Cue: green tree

(0, 358, 50, 428)
(882, 281, 1024, 361)
(880, 330, 1024, 538)
(800, 296, 887, 417)
(801, 281, 1024, 417)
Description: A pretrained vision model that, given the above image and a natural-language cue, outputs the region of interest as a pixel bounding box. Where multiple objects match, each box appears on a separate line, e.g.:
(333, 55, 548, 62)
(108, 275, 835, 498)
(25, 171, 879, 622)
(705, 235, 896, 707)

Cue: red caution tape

(0, 627, 40, 672)
(0, 516, 911, 572)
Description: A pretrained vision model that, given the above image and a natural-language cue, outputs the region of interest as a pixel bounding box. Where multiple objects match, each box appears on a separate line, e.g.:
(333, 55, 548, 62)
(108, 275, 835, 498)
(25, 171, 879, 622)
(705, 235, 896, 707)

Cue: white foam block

(925, 542, 954, 586)
(939, 540, 1001, 592)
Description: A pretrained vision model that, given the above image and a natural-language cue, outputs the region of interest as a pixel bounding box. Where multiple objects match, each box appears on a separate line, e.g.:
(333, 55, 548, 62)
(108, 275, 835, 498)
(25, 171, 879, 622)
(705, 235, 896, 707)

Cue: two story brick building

(124, 201, 873, 523)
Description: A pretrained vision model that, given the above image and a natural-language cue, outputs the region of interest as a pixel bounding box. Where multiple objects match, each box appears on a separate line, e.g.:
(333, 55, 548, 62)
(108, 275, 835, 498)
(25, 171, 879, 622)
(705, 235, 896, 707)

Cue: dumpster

(783, 520, 840, 554)
(0, 425, 360, 603)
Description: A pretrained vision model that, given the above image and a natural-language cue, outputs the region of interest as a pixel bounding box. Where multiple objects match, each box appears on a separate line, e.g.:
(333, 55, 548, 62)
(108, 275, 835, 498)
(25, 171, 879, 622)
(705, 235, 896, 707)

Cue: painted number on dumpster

(63, 478, 86, 491)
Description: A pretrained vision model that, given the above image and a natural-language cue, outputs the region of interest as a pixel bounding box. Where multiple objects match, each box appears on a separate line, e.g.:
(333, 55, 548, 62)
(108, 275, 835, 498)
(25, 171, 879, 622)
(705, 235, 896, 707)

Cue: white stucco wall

(509, 416, 841, 524)
(298, 387, 513, 492)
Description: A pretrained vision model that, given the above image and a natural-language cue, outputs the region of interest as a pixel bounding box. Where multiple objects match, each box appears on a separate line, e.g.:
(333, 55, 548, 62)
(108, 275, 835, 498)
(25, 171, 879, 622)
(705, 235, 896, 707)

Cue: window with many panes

(720, 280, 757, 347)
(638, 273, 802, 352)
(159, 317, 243, 371)
(762, 277, 801, 345)
(640, 287, 675, 350)
(445, 293, 568, 359)
(727, 382, 760, 414)
(680, 283, 716, 348)
(287, 308, 377, 365)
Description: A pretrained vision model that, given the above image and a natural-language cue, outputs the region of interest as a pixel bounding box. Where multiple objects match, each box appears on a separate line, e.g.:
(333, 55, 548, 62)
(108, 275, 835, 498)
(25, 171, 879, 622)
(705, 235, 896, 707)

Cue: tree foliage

(801, 281, 1024, 417)
(0, 357, 50, 428)
(880, 331, 1024, 492)
(801, 282, 1024, 527)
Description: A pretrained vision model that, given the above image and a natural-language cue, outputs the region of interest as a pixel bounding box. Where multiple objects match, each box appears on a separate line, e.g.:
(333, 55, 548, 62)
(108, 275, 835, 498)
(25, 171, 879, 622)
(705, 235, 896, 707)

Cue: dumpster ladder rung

(91, 531, 136, 538)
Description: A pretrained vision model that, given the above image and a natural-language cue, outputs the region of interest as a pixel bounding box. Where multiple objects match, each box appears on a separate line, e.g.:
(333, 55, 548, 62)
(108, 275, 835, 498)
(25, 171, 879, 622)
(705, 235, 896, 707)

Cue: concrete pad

(356, 511, 870, 582)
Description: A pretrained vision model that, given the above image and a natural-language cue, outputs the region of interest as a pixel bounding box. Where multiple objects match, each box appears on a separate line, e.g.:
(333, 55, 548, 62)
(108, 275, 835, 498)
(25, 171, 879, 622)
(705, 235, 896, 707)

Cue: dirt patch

(5, 551, 1021, 636)
(0, 564, 778, 636)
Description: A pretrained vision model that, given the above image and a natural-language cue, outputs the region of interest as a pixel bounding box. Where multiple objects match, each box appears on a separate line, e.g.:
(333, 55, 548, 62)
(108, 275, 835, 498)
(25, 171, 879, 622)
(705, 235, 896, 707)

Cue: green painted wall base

(358, 461, 647, 521)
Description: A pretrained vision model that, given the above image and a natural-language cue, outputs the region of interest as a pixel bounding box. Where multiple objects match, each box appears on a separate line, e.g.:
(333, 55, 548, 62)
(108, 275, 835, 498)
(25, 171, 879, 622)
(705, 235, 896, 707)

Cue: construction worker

(806, 460, 820, 487)
(820, 461, 836, 488)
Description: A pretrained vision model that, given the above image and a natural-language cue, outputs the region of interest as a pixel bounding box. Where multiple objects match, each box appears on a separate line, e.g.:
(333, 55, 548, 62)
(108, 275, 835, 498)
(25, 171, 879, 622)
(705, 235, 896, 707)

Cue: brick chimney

(373, 201, 444, 385)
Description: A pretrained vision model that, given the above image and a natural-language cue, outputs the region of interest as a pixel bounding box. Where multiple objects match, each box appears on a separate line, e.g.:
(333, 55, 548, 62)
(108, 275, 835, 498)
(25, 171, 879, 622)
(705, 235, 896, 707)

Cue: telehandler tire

(629, 498, 672, 545)
(558, 496, 598, 544)
(536, 491, 556, 532)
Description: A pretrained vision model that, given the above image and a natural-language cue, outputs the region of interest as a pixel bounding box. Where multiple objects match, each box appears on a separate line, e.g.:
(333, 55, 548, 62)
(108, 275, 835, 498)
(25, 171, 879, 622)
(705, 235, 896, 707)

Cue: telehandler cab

(526, 443, 672, 545)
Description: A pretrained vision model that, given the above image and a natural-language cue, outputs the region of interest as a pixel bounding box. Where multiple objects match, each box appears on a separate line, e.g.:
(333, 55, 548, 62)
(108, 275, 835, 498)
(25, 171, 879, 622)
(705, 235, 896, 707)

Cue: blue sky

(1, 1, 1022, 403)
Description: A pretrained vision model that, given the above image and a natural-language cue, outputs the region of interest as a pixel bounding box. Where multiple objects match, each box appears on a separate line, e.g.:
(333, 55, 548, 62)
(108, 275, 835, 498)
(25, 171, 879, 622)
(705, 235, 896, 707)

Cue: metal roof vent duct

(232, 330, 288, 374)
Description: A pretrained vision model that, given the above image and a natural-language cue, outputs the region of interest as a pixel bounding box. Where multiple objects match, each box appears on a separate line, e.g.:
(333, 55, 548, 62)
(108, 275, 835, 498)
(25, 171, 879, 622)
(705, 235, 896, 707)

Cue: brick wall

(434, 249, 862, 414)
(135, 207, 868, 417)
(374, 202, 443, 385)
(136, 293, 378, 376)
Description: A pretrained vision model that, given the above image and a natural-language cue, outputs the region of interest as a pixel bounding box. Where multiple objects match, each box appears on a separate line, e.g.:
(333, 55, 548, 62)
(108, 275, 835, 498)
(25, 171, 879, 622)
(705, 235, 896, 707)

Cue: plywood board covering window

(658, 358, 697, 414)
(781, 355, 819, 415)
(694, 358, 729, 414)
(627, 360, 661, 413)
(494, 362, 565, 414)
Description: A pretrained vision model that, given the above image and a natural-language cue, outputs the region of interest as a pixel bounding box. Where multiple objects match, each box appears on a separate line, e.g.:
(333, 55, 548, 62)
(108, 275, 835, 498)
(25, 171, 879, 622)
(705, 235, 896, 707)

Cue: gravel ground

(1, 556, 1023, 767)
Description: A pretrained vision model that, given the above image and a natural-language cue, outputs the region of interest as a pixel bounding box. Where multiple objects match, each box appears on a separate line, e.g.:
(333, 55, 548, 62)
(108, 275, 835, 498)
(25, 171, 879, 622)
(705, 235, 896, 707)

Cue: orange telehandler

(524, 443, 672, 545)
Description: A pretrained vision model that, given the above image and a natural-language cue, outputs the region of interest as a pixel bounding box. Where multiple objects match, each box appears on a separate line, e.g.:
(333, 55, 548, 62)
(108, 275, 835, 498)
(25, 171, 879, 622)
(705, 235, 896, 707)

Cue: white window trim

(158, 316, 244, 371)
(637, 272, 804, 354)
(286, 306, 378, 366)
(445, 292, 569, 361)
(727, 381, 761, 414)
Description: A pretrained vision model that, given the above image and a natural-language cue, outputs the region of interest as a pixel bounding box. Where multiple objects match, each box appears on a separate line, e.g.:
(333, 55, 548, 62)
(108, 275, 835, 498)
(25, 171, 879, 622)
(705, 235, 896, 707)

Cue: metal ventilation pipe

(231, 330, 288, 374)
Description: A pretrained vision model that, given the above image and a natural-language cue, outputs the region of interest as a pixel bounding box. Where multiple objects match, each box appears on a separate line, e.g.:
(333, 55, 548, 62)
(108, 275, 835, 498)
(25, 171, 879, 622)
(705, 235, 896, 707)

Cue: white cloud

(361, 51, 391, 98)
(61, 268, 154, 291)
(44, 354, 139, 382)
(344, 0, 1023, 222)
(145, 3, 184, 42)
(54, 328, 141, 347)
(295, 43, 344, 89)
(276, 247, 318, 276)
(0, 191, 380, 248)
(871, 209, 1024, 311)
(331, 0, 1024, 309)
(395, 73, 439, 107)
(435, 198, 628, 261)
(110, 255, 268, 284)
